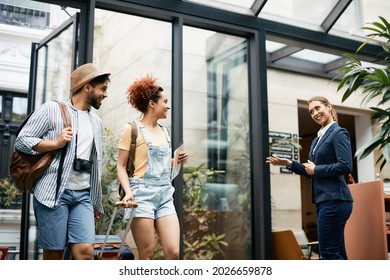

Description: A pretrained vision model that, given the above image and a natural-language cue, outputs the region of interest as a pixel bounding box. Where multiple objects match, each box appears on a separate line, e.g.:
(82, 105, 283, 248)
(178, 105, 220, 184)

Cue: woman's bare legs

(155, 215, 180, 260)
(131, 218, 155, 260)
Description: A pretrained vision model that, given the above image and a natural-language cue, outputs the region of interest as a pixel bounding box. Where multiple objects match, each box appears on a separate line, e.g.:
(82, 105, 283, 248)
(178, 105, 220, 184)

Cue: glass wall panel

(35, 25, 74, 106)
(183, 26, 251, 259)
(93, 9, 172, 137)
(259, 0, 338, 30)
(92, 9, 172, 259)
(329, 0, 362, 37)
(12, 96, 27, 121)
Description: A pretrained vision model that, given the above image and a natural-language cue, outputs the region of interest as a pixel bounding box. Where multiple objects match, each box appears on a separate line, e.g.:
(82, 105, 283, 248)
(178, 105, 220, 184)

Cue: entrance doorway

(19, 12, 80, 260)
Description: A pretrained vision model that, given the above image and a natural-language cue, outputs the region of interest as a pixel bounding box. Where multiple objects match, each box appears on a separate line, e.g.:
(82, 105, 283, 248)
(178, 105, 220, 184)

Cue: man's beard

(88, 90, 101, 109)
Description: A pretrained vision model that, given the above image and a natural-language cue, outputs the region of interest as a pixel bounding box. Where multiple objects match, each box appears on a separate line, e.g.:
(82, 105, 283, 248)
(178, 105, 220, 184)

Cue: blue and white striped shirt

(15, 100, 104, 213)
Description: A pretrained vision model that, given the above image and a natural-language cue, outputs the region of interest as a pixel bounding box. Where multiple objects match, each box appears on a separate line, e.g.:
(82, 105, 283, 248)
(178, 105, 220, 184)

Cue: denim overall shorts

(124, 120, 176, 220)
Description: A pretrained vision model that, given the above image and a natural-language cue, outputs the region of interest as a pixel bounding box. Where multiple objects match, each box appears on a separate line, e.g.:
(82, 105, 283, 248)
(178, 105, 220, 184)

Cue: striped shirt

(15, 100, 104, 213)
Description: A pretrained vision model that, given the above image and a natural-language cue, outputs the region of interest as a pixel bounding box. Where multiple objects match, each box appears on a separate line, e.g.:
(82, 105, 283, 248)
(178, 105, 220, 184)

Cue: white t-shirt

(66, 110, 94, 190)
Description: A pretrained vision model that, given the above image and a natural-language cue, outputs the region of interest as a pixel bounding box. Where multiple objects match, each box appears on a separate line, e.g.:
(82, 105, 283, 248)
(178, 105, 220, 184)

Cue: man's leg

(68, 189, 95, 260)
(33, 195, 69, 260)
(43, 249, 64, 260)
(70, 243, 94, 260)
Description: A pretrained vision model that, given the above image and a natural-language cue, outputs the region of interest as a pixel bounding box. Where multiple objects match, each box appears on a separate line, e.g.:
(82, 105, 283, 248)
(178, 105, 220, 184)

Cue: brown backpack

(9, 101, 71, 193)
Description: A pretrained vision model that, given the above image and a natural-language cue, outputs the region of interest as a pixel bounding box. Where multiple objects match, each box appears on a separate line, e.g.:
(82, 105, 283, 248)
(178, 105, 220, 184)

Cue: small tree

(337, 16, 390, 171)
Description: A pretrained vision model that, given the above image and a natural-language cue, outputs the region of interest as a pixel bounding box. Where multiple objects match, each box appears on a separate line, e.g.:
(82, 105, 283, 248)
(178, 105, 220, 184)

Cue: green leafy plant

(152, 164, 228, 260)
(183, 163, 225, 210)
(95, 128, 125, 235)
(184, 232, 227, 260)
(183, 163, 228, 260)
(337, 16, 390, 170)
(0, 177, 22, 209)
(154, 163, 228, 260)
(182, 164, 228, 260)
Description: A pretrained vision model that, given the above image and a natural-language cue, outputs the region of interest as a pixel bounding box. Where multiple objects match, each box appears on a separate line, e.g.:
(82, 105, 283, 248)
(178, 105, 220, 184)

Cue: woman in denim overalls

(117, 74, 188, 260)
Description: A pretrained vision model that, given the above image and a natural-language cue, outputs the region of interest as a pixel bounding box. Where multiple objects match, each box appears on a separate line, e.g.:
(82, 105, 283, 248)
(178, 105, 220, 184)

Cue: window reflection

(12, 96, 27, 121)
(183, 26, 251, 259)
(35, 25, 73, 106)
(93, 9, 172, 136)
(92, 9, 172, 259)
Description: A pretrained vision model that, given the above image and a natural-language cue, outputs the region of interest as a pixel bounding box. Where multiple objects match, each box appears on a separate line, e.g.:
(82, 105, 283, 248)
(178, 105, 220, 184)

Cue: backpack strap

(119, 121, 138, 200)
(158, 122, 171, 145)
(58, 101, 71, 128)
(126, 121, 138, 177)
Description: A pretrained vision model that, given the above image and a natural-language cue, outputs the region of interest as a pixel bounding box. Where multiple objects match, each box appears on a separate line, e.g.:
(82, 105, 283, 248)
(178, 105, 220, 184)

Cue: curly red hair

(126, 74, 162, 113)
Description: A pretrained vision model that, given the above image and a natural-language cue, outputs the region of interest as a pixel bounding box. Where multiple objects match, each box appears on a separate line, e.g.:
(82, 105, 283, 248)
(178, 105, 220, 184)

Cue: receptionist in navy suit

(266, 96, 353, 260)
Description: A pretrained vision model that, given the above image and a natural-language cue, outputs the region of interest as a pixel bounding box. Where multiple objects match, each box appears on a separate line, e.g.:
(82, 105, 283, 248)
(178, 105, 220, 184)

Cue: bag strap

(119, 121, 137, 200)
(58, 101, 71, 128)
(55, 101, 72, 201)
(126, 121, 138, 176)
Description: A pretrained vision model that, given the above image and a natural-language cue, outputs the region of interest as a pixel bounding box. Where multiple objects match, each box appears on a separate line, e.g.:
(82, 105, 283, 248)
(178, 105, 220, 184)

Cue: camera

(73, 158, 92, 174)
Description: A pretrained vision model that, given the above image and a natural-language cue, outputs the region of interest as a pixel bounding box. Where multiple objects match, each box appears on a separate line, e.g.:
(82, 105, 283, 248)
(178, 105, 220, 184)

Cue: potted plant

(337, 16, 390, 171)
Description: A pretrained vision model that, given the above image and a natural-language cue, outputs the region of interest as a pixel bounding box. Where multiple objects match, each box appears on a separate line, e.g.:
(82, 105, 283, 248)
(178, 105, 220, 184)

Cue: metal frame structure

(20, 11, 80, 260)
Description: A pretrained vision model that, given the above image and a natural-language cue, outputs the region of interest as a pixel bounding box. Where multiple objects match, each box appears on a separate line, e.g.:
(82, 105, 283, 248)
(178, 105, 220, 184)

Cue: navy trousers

(316, 200, 353, 260)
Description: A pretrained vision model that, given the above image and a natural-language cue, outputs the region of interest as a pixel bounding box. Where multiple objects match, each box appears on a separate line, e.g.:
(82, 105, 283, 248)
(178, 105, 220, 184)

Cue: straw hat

(70, 63, 111, 94)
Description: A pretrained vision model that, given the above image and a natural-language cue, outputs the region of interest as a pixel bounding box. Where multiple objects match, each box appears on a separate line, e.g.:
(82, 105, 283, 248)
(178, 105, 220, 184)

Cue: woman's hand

(266, 156, 292, 167)
(117, 192, 138, 208)
(177, 151, 189, 164)
(303, 160, 315, 175)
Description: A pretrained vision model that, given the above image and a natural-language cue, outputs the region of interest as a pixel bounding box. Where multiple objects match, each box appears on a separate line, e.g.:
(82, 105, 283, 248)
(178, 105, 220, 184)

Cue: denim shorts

(33, 188, 95, 250)
(125, 179, 177, 220)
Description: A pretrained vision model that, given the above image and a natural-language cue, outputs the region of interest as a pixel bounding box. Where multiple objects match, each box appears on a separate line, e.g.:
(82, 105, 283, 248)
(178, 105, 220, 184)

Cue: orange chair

(0, 246, 9, 260)
(272, 230, 310, 260)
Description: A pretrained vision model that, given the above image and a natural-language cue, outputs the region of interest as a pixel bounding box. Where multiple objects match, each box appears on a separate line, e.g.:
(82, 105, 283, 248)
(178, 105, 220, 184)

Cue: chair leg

(0, 246, 9, 260)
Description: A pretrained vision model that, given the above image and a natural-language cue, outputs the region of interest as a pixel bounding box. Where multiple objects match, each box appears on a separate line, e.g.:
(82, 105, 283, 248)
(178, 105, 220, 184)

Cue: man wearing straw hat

(15, 63, 111, 260)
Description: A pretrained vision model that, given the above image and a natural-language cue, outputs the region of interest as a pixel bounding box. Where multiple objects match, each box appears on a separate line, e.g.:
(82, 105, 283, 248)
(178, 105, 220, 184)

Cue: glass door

(20, 13, 80, 260)
(29, 13, 79, 111)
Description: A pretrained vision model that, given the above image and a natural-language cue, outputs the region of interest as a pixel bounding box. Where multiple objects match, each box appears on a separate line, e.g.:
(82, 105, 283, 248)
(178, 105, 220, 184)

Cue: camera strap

(74, 134, 79, 160)
(73, 127, 93, 162)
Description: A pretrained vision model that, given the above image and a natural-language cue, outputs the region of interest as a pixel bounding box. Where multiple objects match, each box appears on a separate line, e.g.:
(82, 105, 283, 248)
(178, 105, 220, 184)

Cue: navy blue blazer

(288, 122, 353, 204)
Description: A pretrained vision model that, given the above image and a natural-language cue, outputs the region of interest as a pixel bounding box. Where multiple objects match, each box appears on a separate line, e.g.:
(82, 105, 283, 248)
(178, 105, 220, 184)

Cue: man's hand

(57, 127, 73, 148)
(94, 208, 102, 222)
